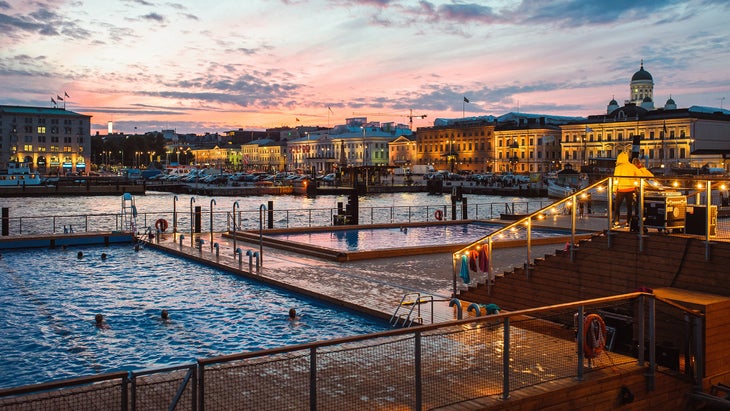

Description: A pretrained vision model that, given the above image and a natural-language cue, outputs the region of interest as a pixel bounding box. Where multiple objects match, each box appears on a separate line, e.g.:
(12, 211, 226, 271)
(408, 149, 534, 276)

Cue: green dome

(632, 63, 653, 81)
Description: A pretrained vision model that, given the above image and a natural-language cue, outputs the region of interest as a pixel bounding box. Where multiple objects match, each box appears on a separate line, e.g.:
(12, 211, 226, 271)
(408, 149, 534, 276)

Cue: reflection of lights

(721, 184, 727, 191)
(550, 207, 557, 214)
(696, 182, 704, 189)
(597, 185, 605, 192)
(566, 201, 572, 207)
(672, 181, 679, 188)
(580, 193, 587, 199)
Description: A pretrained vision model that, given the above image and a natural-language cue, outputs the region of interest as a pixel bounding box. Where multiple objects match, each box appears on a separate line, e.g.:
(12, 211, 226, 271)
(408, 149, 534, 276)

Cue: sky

(1, 0, 729, 135)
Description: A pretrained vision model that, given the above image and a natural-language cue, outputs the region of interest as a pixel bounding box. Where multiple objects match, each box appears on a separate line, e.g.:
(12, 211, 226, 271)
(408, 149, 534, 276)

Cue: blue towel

(460, 255, 470, 283)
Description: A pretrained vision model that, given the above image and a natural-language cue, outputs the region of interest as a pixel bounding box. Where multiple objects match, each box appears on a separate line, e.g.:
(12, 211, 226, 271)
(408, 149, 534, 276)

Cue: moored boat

(0, 161, 42, 186)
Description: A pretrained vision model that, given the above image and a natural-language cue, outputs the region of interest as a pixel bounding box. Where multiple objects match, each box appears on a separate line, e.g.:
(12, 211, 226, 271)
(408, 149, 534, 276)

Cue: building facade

(414, 119, 496, 173)
(288, 118, 411, 175)
(564, 63, 730, 173)
(0, 105, 91, 174)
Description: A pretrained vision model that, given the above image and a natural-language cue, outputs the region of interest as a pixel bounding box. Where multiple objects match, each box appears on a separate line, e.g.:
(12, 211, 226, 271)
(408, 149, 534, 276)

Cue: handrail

(451, 178, 611, 296)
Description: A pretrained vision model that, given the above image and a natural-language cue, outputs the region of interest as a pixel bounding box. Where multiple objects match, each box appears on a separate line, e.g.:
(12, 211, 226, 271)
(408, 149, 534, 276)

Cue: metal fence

(0, 200, 550, 237)
(0, 292, 703, 410)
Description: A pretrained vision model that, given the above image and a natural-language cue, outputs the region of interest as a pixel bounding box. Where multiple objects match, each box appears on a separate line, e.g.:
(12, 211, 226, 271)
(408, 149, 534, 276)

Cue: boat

(547, 180, 578, 198)
(545, 165, 588, 199)
(0, 161, 42, 186)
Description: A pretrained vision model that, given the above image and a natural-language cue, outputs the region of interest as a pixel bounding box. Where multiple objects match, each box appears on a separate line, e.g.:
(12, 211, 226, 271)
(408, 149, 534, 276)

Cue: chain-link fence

(2, 292, 702, 410)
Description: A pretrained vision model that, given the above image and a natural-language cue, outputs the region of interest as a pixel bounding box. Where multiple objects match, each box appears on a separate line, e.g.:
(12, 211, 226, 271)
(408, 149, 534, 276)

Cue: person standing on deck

(612, 152, 640, 227)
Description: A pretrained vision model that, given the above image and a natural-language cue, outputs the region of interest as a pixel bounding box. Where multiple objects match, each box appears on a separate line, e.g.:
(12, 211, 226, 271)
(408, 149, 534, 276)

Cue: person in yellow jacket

(632, 157, 654, 216)
(612, 152, 640, 227)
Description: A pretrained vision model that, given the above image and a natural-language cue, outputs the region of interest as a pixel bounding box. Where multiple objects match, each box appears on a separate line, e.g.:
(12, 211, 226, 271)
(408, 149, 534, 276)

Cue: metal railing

(2, 292, 702, 410)
(0, 201, 550, 237)
(452, 176, 730, 295)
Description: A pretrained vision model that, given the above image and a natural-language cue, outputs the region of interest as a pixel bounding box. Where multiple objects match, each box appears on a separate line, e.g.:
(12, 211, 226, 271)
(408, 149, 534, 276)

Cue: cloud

(507, 0, 687, 27)
(141, 12, 165, 22)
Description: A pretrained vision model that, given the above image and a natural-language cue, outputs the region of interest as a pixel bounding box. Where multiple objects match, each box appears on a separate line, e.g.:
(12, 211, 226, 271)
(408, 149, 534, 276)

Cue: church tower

(629, 60, 654, 108)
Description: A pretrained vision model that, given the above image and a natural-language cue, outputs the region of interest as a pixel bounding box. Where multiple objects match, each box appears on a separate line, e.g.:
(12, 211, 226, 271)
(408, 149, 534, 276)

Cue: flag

(57, 95, 64, 101)
(64, 91, 70, 98)
(463, 96, 470, 103)
(51, 97, 56, 104)
(585, 126, 594, 132)
(296, 118, 300, 122)
(327, 106, 333, 114)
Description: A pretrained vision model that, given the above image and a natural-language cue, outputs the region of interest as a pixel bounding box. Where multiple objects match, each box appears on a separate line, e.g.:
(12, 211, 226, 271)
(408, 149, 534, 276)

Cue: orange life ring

(583, 313, 607, 359)
(155, 218, 169, 232)
(434, 209, 443, 220)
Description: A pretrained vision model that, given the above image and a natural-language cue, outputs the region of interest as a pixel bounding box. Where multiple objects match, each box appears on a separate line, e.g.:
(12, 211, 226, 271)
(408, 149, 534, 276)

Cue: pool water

(0, 245, 389, 389)
(266, 222, 571, 252)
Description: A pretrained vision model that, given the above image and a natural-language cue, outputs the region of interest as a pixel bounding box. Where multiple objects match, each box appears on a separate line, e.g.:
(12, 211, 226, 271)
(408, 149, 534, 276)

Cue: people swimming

(288, 308, 298, 320)
(161, 309, 169, 322)
(77, 251, 83, 259)
(101, 253, 107, 261)
(94, 314, 109, 329)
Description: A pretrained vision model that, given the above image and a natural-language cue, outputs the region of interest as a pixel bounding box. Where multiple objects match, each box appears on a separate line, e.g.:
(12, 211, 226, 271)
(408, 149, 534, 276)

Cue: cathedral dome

(632, 63, 653, 82)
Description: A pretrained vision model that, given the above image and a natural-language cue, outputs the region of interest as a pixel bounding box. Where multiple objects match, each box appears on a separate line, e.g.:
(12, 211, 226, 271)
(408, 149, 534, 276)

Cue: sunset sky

(1, 0, 729, 135)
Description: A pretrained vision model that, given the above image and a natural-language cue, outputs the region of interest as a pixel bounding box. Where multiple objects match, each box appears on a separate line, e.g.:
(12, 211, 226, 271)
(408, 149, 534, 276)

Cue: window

(37, 126, 46, 134)
(24, 144, 33, 151)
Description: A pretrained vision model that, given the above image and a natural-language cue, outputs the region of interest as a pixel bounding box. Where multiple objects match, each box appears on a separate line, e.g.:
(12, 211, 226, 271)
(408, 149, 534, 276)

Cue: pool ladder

(389, 293, 434, 327)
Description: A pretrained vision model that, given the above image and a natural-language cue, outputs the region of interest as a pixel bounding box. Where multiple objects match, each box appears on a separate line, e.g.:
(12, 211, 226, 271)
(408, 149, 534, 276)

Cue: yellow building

(415, 119, 496, 173)
(494, 122, 563, 173)
(388, 135, 417, 167)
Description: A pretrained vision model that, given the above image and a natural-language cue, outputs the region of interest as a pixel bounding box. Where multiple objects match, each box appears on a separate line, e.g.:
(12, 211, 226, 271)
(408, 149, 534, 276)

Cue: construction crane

(351, 109, 427, 130)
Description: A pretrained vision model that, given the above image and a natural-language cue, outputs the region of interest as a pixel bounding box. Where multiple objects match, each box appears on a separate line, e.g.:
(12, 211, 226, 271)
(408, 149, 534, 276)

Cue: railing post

(638, 295, 645, 366)
(705, 180, 712, 261)
(570, 194, 577, 262)
(576, 305, 584, 381)
(415, 331, 422, 410)
(199, 362, 205, 411)
(525, 216, 531, 278)
(607, 177, 614, 248)
(648, 296, 656, 391)
(502, 316, 510, 400)
(309, 346, 317, 411)
(693, 314, 705, 390)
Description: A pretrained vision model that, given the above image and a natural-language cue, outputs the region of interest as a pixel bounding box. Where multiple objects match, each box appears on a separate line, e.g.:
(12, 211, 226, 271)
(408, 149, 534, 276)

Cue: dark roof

(631, 63, 653, 82)
(0, 105, 90, 118)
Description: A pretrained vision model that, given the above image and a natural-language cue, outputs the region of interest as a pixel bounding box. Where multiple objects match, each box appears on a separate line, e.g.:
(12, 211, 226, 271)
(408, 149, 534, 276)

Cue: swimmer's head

(101, 253, 107, 260)
(77, 251, 83, 259)
(161, 309, 169, 320)
(289, 308, 296, 319)
(95, 314, 104, 324)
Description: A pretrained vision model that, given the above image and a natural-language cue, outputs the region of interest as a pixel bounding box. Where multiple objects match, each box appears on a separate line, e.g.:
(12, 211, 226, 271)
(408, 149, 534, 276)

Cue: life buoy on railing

(155, 218, 169, 232)
(583, 313, 607, 359)
(434, 209, 443, 221)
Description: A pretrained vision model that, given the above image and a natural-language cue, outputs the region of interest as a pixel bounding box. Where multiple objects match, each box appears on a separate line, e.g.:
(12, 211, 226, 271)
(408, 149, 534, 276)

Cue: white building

(288, 118, 412, 174)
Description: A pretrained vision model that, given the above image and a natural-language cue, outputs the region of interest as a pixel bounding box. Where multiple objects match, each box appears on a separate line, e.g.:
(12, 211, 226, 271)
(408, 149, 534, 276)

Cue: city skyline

(1, 0, 729, 135)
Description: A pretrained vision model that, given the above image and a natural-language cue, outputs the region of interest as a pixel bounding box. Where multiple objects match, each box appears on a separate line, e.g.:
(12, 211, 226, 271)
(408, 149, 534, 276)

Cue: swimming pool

(0, 245, 389, 389)
(263, 221, 574, 252)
